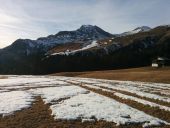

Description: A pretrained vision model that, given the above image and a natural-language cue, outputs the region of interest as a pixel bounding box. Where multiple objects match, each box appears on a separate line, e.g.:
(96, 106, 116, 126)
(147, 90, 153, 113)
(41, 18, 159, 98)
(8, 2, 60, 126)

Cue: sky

(0, 0, 170, 48)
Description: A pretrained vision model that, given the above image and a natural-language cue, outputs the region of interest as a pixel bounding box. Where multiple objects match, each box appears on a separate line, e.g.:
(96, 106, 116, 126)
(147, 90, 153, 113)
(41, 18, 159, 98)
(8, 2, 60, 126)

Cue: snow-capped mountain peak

(133, 26, 151, 32)
(6, 25, 113, 54)
(35, 25, 113, 48)
(119, 26, 151, 37)
(79, 25, 94, 29)
(77, 25, 99, 32)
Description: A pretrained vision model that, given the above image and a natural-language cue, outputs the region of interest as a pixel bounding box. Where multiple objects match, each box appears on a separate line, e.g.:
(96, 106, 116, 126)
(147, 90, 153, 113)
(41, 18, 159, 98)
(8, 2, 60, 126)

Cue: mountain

(2, 25, 113, 55)
(0, 25, 113, 74)
(0, 25, 170, 74)
(41, 25, 170, 74)
(118, 26, 151, 37)
(133, 26, 151, 32)
(36, 25, 113, 49)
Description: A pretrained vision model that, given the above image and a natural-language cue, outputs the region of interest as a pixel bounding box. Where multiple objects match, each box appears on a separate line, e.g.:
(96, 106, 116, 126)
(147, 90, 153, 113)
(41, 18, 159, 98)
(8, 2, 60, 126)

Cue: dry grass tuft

(0, 76, 8, 79)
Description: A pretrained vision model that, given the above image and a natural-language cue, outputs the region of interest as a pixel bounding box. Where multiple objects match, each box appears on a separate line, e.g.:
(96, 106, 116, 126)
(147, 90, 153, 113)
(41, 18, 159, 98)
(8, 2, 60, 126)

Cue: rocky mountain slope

(0, 25, 113, 74)
(118, 26, 151, 37)
(0, 25, 170, 74)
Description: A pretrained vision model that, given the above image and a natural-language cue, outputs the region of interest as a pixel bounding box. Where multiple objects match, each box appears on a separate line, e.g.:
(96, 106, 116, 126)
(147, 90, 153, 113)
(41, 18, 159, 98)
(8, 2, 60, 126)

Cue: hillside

(41, 25, 170, 74)
(0, 25, 170, 74)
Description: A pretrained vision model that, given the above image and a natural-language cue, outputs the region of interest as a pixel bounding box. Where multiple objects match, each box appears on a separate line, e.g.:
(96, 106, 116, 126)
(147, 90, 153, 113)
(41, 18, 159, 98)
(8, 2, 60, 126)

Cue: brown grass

(0, 76, 8, 79)
(49, 42, 82, 53)
(53, 67, 170, 84)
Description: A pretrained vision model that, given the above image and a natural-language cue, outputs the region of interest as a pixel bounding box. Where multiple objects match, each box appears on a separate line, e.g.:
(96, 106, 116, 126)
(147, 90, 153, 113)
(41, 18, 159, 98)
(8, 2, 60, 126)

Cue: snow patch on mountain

(119, 26, 151, 37)
(36, 25, 112, 48)
(51, 40, 98, 56)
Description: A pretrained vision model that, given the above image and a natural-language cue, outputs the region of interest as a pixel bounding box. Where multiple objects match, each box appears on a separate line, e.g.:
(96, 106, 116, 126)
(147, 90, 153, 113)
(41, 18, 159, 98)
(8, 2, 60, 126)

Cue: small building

(152, 57, 170, 68)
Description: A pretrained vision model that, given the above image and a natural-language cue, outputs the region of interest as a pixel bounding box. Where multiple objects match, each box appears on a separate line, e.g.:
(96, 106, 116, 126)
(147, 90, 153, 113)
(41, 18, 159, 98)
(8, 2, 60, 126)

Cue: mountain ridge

(118, 26, 151, 37)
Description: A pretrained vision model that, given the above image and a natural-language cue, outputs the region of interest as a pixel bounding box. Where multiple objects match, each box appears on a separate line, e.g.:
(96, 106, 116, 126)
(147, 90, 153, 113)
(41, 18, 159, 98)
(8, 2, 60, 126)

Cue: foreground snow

(114, 92, 170, 112)
(0, 91, 34, 116)
(0, 75, 169, 127)
(73, 80, 170, 112)
(50, 91, 167, 127)
(70, 77, 170, 102)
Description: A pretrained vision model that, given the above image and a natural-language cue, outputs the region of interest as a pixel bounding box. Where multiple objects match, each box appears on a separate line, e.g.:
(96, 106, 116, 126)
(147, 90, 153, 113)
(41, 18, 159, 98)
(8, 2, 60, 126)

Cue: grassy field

(54, 67, 170, 83)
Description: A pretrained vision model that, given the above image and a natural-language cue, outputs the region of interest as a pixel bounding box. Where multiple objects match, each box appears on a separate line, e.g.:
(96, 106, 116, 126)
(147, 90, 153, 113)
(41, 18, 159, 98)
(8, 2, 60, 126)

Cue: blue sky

(0, 0, 170, 48)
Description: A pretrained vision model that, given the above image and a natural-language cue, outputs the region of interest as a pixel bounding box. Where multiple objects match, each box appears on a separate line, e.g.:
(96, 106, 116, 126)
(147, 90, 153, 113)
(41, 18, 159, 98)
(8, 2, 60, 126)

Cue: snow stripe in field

(72, 77, 170, 91)
(114, 92, 170, 112)
(76, 81, 170, 108)
(29, 86, 89, 104)
(78, 81, 170, 108)
(0, 91, 34, 117)
(28, 81, 169, 127)
(67, 80, 114, 93)
(0, 76, 69, 91)
(50, 91, 168, 127)
(0, 77, 52, 86)
(90, 83, 170, 103)
(80, 82, 170, 111)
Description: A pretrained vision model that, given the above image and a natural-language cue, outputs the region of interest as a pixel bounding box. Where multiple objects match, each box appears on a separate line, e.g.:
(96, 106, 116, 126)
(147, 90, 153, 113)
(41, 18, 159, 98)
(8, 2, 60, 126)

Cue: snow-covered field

(0, 75, 170, 127)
